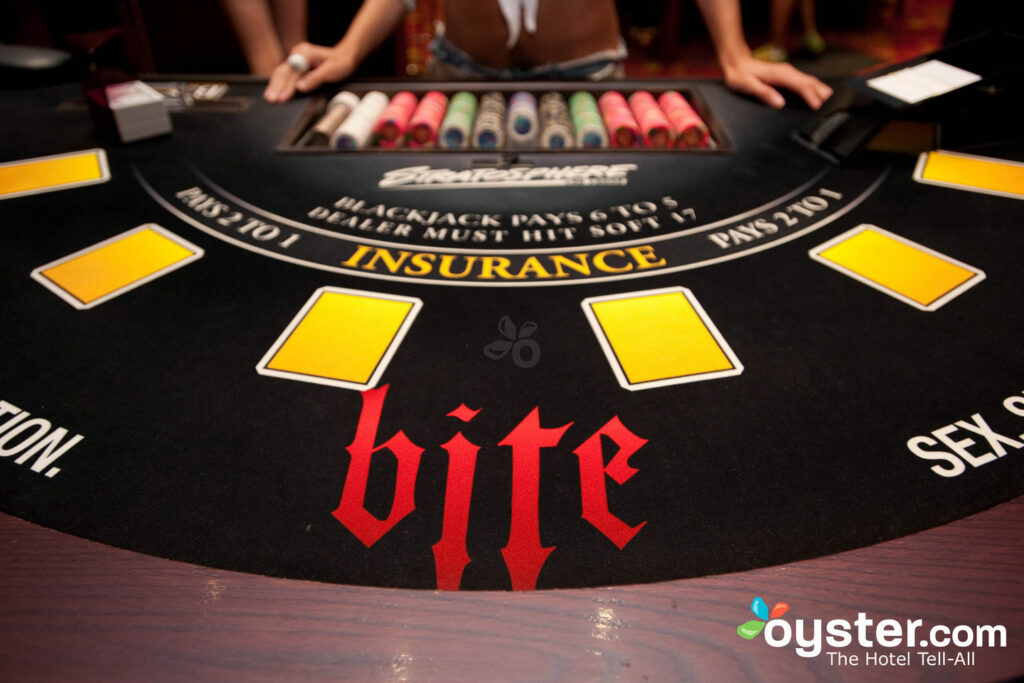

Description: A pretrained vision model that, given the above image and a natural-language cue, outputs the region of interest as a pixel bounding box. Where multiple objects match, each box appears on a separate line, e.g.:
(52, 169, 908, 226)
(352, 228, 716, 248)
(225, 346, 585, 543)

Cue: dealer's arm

(695, 0, 833, 109)
(264, 0, 406, 103)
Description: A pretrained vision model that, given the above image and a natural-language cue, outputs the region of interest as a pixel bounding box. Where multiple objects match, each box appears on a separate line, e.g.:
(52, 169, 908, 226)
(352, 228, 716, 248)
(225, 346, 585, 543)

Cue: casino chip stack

(406, 91, 447, 148)
(471, 92, 506, 149)
(374, 91, 418, 148)
(658, 91, 710, 148)
(299, 88, 711, 152)
(332, 91, 388, 149)
(439, 91, 478, 149)
(598, 91, 641, 148)
(568, 91, 608, 149)
(628, 91, 673, 148)
(538, 92, 574, 149)
(308, 91, 359, 147)
(506, 91, 539, 149)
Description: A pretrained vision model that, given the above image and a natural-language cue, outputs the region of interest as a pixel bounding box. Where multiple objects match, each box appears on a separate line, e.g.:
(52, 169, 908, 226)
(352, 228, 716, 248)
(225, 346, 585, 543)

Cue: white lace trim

(497, 0, 539, 47)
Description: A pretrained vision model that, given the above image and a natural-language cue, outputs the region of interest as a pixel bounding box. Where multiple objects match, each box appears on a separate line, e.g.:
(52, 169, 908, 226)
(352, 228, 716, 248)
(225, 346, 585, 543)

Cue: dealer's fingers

(724, 58, 834, 111)
(760, 63, 834, 110)
(264, 61, 302, 102)
(264, 42, 328, 103)
(295, 51, 356, 95)
(727, 71, 787, 109)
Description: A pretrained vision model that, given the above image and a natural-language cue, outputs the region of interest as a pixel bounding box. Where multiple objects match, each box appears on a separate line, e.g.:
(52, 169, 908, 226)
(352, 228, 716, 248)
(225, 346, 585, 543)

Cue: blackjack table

(1, 70, 1024, 678)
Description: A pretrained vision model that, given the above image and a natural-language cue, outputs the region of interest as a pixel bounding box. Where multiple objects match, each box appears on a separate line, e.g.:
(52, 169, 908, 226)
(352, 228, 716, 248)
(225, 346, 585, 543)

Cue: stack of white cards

(104, 80, 172, 143)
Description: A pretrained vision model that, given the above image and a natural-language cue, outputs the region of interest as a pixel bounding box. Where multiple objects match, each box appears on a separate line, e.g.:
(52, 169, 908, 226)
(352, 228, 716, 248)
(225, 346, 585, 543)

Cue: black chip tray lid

(795, 30, 1024, 163)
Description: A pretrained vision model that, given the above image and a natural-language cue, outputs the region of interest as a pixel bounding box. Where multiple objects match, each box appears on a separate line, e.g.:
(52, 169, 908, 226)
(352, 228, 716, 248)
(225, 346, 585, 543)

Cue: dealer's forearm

(332, 0, 409, 66)
(694, 0, 753, 69)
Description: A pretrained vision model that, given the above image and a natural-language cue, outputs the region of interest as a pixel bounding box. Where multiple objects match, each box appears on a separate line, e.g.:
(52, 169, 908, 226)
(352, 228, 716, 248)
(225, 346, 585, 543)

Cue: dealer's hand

(264, 42, 356, 103)
(721, 53, 833, 110)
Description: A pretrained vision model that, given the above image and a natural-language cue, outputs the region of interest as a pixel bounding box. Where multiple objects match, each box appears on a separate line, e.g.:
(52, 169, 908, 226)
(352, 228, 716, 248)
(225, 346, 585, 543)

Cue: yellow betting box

(810, 224, 984, 311)
(581, 287, 743, 391)
(31, 224, 204, 309)
(0, 149, 110, 200)
(257, 287, 422, 391)
(914, 150, 1024, 200)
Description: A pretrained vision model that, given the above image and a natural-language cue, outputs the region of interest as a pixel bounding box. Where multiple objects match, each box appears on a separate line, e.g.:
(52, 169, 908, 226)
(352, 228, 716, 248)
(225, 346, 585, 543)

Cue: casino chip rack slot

(277, 81, 732, 155)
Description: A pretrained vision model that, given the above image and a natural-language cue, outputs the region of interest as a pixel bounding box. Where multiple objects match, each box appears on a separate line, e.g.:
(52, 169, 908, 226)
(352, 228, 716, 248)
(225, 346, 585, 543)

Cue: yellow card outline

(256, 286, 423, 391)
(0, 149, 110, 200)
(30, 223, 205, 309)
(581, 286, 744, 392)
(913, 150, 1024, 201)
(809, 224, 985, 312)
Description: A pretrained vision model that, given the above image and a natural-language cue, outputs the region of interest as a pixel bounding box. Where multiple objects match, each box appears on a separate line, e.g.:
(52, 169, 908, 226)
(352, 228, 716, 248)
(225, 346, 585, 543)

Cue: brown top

(441, 0, 622, 69)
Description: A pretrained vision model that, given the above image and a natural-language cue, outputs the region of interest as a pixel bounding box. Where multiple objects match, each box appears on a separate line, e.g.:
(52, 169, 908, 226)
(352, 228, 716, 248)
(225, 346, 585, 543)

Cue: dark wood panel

(2, 498, 1021, 681)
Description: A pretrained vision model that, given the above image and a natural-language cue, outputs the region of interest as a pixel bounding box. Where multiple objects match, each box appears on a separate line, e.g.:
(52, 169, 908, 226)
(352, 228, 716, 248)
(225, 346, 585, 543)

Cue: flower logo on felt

(737, 597, 789, 639)
(484, 316, 540, 368)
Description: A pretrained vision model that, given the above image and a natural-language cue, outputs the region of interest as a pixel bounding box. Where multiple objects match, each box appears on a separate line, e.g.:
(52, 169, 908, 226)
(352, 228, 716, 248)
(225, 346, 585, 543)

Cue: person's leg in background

(754, 0, 824, 62)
